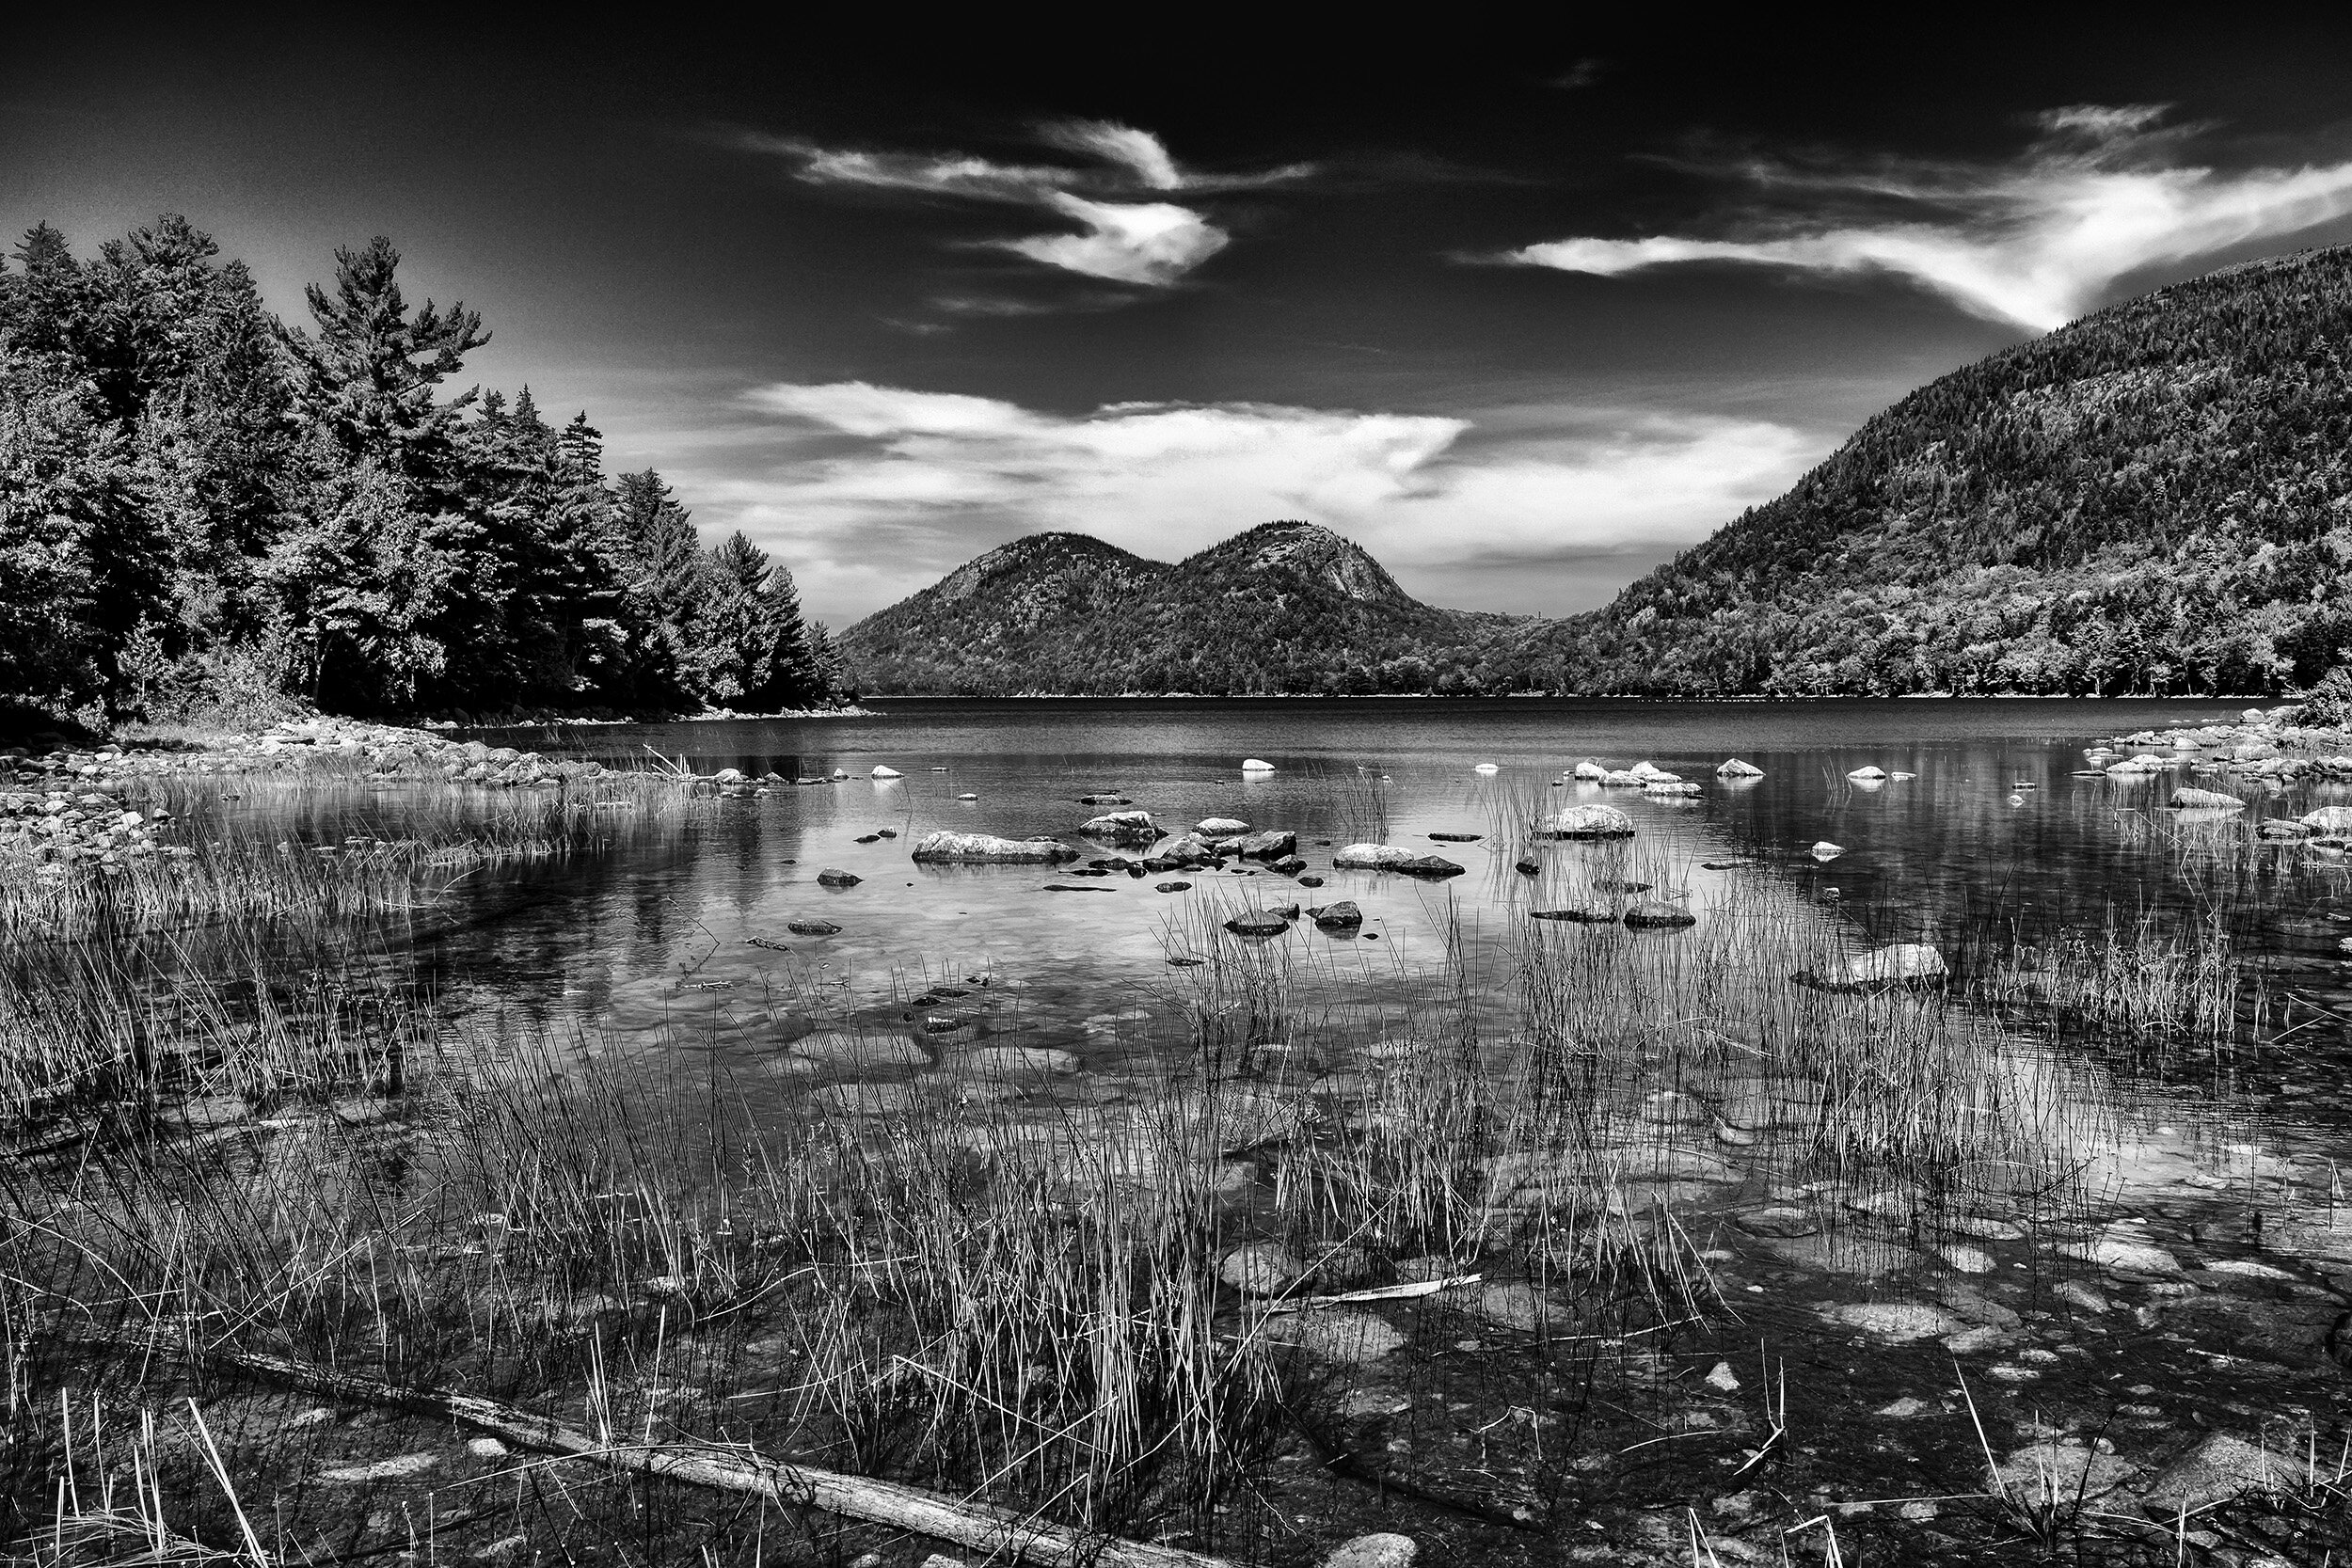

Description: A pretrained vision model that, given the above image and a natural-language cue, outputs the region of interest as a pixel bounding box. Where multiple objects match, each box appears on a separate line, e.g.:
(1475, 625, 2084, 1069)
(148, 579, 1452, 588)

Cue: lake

(19, 695, 2352, 1565)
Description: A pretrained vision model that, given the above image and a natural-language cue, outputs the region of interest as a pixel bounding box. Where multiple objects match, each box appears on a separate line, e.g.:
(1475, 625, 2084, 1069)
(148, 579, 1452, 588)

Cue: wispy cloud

(749, 120, 1306, 292)
(1496, 105, 2352, 330)
(707, 382, 1816, 618)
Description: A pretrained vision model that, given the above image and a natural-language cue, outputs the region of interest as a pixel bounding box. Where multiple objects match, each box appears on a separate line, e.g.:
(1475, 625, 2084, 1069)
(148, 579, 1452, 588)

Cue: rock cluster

(0, 718, 613, 793)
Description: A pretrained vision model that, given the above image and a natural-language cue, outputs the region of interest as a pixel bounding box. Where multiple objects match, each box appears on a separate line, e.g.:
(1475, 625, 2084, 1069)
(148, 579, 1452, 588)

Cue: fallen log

(92, 1327, 1243, 1568)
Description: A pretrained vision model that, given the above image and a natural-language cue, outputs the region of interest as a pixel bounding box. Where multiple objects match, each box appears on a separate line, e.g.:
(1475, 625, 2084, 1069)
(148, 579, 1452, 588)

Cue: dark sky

(10, 17, 2352, 626)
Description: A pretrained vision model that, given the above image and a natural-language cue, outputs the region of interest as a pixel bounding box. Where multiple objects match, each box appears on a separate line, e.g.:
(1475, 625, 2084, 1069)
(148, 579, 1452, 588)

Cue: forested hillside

(0, 216, 843, 725)
(839, 521, 1520, 693)
(1526, 247, 2352, 696)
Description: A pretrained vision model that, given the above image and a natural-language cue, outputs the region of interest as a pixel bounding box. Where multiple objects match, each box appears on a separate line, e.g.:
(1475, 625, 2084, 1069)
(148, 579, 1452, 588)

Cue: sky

(9, 17, 2352, 626)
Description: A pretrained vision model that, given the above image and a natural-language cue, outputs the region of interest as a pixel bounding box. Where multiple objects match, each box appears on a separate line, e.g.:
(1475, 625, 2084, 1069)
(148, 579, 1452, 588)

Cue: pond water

(122, 697, 2352, 1556)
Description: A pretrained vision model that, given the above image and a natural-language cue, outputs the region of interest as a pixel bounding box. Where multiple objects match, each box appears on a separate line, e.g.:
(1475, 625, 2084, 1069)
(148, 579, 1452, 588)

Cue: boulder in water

(787, 918, 842, 936)
(912, 832, 1075, 863)
(2302, 805, 2352, 832)
(1308, 900, 1362, 928)
(870, 766, 902, 779)
(816, 868, 861, 887)
(1197, 816, 1249, 833)
(1623, 900, 1695, 929)
(1571, 760, 1607, 781)
(1716, 758, 1764, 778)
(1538, 804, 1634, 839)
(1812, 841, 1844, 861)
(1645, 780, 1701, 797)
(1815, 942, 1947, 990)
(1236, 829, 1296, 859)
(1330, 844, 1464, 877)
(1224, 910, 1295, 937)
(2169, 787, 2245, 810)
(1079, 810, 1162, 846)
(1240, 758, 1276, 772)
(1846, 765, 1888, 782)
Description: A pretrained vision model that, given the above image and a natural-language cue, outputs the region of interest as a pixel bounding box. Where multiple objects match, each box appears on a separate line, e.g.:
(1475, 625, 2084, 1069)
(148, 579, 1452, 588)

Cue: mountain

(1527, 246, 2352, 696)
(844, 250, 2352, 700)
(839, 521, 1517, 694)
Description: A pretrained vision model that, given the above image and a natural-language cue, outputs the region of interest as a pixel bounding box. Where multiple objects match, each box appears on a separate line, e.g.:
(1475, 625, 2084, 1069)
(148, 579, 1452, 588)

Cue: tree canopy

(0, 218, 844, 723)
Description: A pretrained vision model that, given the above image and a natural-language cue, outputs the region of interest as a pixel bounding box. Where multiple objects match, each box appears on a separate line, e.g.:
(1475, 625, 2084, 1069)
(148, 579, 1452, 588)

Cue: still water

(386, 698, 2352, 1529)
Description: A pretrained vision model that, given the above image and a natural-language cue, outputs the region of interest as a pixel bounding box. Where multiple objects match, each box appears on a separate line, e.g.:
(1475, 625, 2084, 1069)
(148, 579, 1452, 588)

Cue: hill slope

(1530, 246, 2352, 696)
(840, 521, 1514, 694)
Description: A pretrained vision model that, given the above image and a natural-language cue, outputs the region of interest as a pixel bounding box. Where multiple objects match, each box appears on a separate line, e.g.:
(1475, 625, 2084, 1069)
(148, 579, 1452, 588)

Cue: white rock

(1812, 841, 1844, 861)
(1571, 760, 1607, 781)
(1715, 758, 1764, 778)
(2302, 805, 2352, 832)
(1197, 816, 1250, 833)
(1704, 1360, 1741, 1391)
(1323, 1534, 1418, 1568)
(1241, 758, 1276, 771)
(870, 766, 902, 779)
(1472, 763, 1500, 774)
(1822, 943, 1947, 989)
(1846, 766, 1888, 782)
(1545, 803, 1635, 838)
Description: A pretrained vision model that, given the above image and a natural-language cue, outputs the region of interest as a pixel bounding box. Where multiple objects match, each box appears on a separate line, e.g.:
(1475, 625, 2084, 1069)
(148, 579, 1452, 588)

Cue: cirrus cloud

(747, 120, 1307, 293)
(1498, 105, 2352, 331)
(702, 382, 1820, 621)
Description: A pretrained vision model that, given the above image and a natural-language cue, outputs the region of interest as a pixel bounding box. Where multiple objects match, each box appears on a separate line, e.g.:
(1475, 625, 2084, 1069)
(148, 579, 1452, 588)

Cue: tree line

(0, 214, 844, 727)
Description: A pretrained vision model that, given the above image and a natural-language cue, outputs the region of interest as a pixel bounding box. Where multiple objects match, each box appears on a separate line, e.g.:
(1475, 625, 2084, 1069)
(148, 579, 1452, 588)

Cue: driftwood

(97, 1328, 1242, 1568)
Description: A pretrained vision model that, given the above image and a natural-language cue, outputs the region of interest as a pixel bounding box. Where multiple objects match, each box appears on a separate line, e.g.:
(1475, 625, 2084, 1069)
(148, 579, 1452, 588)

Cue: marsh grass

(0, 770, 705, 943)
(0, 758, 2233, 1563)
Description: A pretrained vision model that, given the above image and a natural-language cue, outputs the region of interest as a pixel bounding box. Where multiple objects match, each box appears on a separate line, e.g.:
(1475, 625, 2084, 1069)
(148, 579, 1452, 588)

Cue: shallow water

(170, 697, 2352, 1552)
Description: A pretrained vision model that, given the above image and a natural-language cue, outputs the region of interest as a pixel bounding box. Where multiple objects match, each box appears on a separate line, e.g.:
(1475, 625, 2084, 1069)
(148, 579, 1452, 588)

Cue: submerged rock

(912, 832, 1075, 863)
(2170, 786, 2246, 809)
(1815, 942, 1947, 990)
(1821, 1302, 1969, 1342)
(949, 1046, 1080, 1081)
(1220, 1241, 1307, 1294)
(1262, 1308, 1408, 1365)
(2134, 1432, 2294, 1516)
(792, 1034, 930, 1069)
(1623, 900, 1695, 928)
(1323, 1536, 1417, 1568)
(787, 918, 842, 936)
(1528, 906, 1613, 923)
